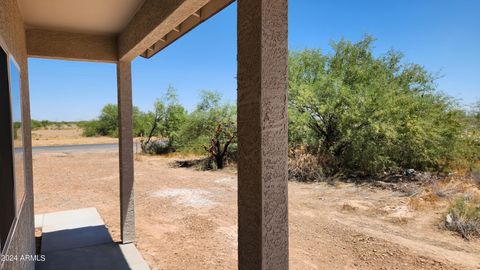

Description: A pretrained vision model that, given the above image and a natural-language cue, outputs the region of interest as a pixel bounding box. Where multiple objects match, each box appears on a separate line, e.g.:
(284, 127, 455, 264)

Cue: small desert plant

(141, 139, 172, 155)
(472, 163, 480, 185)
(444, 197, 480, 239)
(288, 149, 322, 182)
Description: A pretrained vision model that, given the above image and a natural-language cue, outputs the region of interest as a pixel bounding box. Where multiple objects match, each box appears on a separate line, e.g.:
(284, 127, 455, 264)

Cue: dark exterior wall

(0, 0, 35, 269)
(1, 202, 35, 270)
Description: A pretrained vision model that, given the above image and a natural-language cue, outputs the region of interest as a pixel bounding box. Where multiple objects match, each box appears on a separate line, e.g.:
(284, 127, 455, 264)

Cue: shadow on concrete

(40, 225, 112, 253)
(36, 219, 148, 269)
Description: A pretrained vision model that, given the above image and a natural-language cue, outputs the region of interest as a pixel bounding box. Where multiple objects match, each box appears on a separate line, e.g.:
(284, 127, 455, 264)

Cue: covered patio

(1, 0, 289, 269)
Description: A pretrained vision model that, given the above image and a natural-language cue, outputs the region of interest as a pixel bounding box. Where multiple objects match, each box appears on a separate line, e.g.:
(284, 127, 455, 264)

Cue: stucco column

(117, 60, 135, 243)
(237, 0, 289, 269)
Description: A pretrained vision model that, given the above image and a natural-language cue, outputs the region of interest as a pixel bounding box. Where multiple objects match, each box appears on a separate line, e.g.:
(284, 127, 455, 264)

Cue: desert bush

(289, 36, 479, 177)
(13, 122, 21, 140)
(159, 87, 188, 149)
(472, 164, 480, 185)
(204, 122, 236, 169)
(141, 140, 171, 155)
(177, 90, 237, 169)
(94, 104, 119, 136)
(81, 104, 118, 137)
(140, 86, 187, 153)
(75, 88, 237, 168)
(31, 119, 74, 130)
(81, 120, 100, 137)
(473, 101, 480, 127)
(81, 104, 147, 137)
(31, 120, 43, 130)
(288, 149, 322, 181)
(444, 196, 480, 239)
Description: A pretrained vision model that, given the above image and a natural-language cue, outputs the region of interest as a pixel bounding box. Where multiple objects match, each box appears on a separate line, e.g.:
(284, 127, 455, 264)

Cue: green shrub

(31, 120, 41, 130)
(31, 119, 54, 130)
(289, 36, 479, 176)
(177, 90, 237, 169)
(13, 122, 21, 140)
(81, 121, 101, 137)
(445, 197, 480, 239)
(80, 104, 148, 138)
(139, 86, 188, 153)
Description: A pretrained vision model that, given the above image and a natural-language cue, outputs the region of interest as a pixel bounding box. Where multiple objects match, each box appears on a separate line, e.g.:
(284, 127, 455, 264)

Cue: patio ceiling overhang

(19, 0, 234, 62)
(134, 0, 235, 59)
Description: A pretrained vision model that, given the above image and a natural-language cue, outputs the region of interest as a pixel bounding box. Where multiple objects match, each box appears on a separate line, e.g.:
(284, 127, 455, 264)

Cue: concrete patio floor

(35, 208, 149, 270)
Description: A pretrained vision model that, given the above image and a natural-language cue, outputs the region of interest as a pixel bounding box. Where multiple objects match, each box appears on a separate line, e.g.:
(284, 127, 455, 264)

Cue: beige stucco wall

(0, 0, 35, 269)
(237, 0, 289, 268)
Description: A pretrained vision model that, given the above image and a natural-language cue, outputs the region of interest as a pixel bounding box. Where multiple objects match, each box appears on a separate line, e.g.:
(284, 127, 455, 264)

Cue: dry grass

(408, 188, 443, 211)
(288, 149, 322, 182)
(408, 197, 427, 211)
(389, 217, 409, 225)
(472, 162, 480, 185)
(341, 203, 358, 212)
(31, 125, 117, 147)
(408, 177, 478, 211)
(402, 175, 480, 239)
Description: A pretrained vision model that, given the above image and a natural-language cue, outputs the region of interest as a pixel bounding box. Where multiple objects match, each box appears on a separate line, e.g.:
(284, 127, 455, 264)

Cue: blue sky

(10, 58, 22, 122)
(29, 0, 480, 121)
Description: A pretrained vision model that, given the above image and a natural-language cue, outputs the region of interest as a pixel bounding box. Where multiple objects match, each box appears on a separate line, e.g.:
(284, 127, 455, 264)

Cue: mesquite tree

(140, 86, 187, 153)
(204, 121, 236, 169)
(288, 36, 477, 176)
(177, 90, 237, 169)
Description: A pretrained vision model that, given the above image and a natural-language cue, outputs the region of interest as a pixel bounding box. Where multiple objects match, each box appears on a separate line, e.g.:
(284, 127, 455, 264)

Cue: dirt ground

(31, 125, 117, 146)
(32, 150, 480, 270)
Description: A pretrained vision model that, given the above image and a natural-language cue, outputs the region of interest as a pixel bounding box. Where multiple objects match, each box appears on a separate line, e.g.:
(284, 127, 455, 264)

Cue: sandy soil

(31, 126, 117, 147)
(33, 150, 480, 270)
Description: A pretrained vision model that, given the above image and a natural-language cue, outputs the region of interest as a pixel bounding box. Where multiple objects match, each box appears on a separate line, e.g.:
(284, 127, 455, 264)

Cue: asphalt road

(30, 143, 137, 153)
